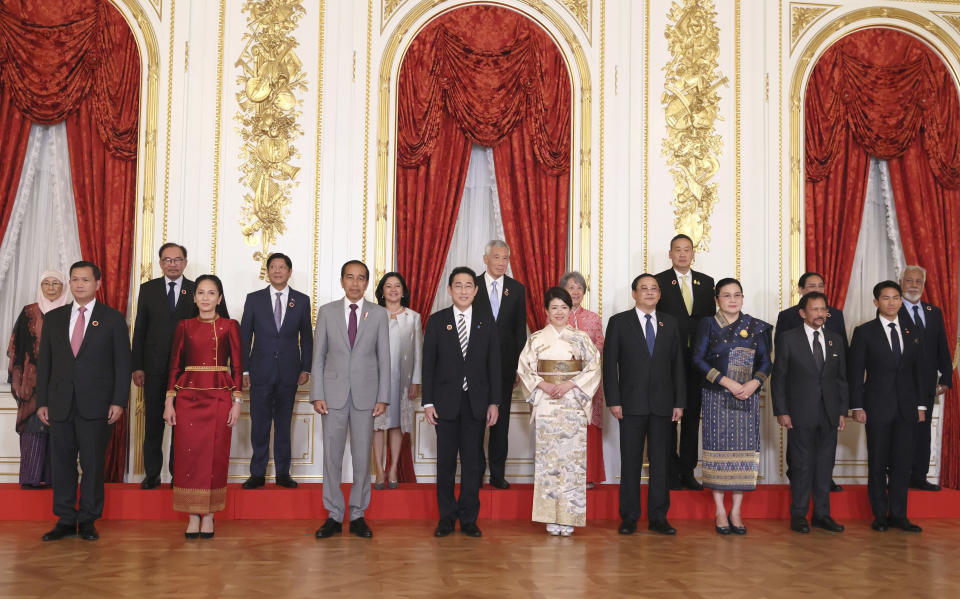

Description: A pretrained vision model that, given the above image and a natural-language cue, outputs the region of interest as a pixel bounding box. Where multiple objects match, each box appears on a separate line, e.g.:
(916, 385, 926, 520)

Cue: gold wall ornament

(789, 3, 838, 54)
(236, 0, 307, 278)
(560, 0, 590, 40)
(661, 0, 727, 252)
(382, 0, 406, 31)
(933, 12, 960, 37)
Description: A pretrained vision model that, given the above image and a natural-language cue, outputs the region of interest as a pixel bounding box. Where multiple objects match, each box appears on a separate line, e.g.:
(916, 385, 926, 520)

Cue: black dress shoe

(889, 517, 922, 533)
(461, 523, 482, 537)
(830, 480, 843, 492)
(42, 523, 76, 541)
(669, 478, 683, 491)
(490, 477, 510, 490)
(910, 480, 942, 491)
(715, 516, 732, 535)
(790, 517, 810, 533)
(140, 476, 161, 490)
(349, 518, 373, 538)
(728, 514, 746, 535)
(434, 520, 455, 537)
(315, 518, 342, 538)
(871, 518, 889, 532)
(618, 520, 637, 535)
(184, 531, 200, 539)
(275, 475, 298, 489)
(242, 475, 266, 489)
(648, 520, 676, 535)
(811, 516, 844, 532)
(78, 522, 99, 541)
(679, 473, 704, 491)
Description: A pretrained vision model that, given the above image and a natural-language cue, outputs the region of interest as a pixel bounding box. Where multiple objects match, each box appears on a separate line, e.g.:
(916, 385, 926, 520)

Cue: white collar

(673, 268, 691, 281)
(164, 275, 183, 286)
(74, 298, 96, 312)
(879, 314, 900, 328)
(485, 272, 504, 286)
(453, 305, 473, 319)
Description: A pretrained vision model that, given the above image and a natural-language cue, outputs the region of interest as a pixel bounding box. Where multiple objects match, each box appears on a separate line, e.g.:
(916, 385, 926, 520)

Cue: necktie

(680, 276, 693, 315)
(490, 281, 500, 320)
(913, 305, 925, 332)
(812, 330, 824, 371)
(168, 281, 177, 314)
(348, 303, 358, 348)
(644, 314, 656, 356)
(457, 313, 469, 390)
(889, 322, 901, 361)
(274, 292, 283, 331)
(71, 306, 86, 356)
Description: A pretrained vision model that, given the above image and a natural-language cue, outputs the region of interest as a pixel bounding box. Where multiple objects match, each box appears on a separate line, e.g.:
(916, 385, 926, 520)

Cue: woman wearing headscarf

(7, 270, 69, 488)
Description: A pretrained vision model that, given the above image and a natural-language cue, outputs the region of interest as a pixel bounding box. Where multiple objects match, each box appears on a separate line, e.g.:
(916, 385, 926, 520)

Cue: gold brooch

(739, 329, 748, 338)
(694, 279, 701, 286)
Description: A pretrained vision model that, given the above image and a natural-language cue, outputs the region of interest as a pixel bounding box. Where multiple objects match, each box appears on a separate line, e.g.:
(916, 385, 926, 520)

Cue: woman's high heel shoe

(728, 512, 747, 535)
(185, 515, 201, 539)
(715, 515, 732, 535)
(199, 515, 215, 539)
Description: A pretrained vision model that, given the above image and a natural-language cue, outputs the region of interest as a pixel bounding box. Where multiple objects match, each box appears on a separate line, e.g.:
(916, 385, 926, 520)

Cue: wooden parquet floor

(1, 519, 958, 598)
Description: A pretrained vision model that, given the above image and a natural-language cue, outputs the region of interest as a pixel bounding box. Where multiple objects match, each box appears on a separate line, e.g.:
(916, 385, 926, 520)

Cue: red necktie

(71, 306, 86, 356)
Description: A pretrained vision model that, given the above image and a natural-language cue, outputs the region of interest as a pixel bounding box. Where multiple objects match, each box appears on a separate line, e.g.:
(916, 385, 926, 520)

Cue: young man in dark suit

(604, 274, 686, 535)
(36, 261, 132, 541)
(131, 242, 195, 488)
(654, 234, 714, 491)
(240, 252, 313, 489)
(422, 267, 501, 538)
(772, 292, 848, 534)
(775, 271, 847, 493)
(899, 265, 952, 491)
(849, 281, 925, 533)
(473, 240, 526, 489)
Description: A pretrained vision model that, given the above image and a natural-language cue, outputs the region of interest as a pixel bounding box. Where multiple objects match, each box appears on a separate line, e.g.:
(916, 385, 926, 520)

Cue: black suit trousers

(866, 416, 915, 520)
(142, 373, 174, 479)
(436, 391, 484, 526)
(50, 404, 110, 525)
(249, 379, 298, 477)
(619, 414, 671, 522)
(480, 383, 512, 481)
(670, 369, 701, 478)
(787, 406, 837, 519)
(911, 402, 934, 483)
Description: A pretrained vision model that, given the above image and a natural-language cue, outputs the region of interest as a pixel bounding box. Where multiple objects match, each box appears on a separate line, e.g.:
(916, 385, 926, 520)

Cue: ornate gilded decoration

(162, 0, 175, 245)
(313, 1, 326, 326)
(561, 0, 590, 40)
(211, 0, 226, 274)
(933, 12, 960, 37)
(661, 0, 727, 251)
(236, 0, 307, 278)
(382, 0, 406, 31)
(789, 3, 838, 54)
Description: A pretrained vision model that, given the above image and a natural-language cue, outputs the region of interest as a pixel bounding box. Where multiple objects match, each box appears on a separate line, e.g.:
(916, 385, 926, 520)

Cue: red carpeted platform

(3, 483, 959, 521)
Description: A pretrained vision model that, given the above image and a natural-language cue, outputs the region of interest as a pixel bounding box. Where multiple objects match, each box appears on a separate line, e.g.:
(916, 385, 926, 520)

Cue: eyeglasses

(41, 280, 63, 287)
(451, 283, 475, 291)
(718, 293, 743, 300)
(160, 257, 185, 265)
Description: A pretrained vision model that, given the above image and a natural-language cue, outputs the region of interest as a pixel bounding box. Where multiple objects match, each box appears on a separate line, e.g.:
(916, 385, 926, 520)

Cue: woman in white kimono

(518, 287, 601, 536)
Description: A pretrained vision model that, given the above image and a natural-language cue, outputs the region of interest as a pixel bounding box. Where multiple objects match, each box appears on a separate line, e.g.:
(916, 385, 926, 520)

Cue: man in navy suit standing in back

(240, 253, 313, 489)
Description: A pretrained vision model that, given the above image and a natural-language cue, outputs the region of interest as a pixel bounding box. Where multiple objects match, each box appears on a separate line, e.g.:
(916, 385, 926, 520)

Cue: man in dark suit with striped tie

(898, 265, 952, 492)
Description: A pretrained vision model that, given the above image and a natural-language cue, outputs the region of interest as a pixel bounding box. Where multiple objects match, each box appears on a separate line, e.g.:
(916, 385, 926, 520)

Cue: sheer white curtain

(842, 157, 906, 337)
(430, 144, 509, 312)
(0, 123, 83, 376)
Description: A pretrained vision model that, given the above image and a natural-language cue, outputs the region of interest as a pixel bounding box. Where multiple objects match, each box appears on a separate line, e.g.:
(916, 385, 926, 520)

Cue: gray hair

(559, 271, 587, 291)
(483, 239, 510, 256)
(901, 265, 927, 282)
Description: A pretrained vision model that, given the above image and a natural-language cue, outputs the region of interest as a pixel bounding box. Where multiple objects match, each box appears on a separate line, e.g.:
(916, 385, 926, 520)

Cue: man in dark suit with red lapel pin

(654, 234, 714, 491)
(898, 265, 953, 491)
(473, 240, 526, 489)
(849, 281, 925, 533)
(422, 267, 501, 538)
(36, 261, 132, 541)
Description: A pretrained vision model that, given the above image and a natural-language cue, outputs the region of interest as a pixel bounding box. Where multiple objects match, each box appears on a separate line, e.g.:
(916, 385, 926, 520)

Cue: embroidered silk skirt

(700, 389, 760, 491)
(172, 389, 233, 513)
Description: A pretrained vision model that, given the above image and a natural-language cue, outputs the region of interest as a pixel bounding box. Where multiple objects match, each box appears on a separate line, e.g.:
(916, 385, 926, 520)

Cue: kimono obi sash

(538, 359, 583, 384)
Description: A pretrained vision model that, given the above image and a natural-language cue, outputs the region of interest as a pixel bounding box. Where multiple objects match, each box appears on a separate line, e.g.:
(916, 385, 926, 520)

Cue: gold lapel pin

(180, 289, 187, 295)
(446, 324, 453, 331)
(92, 320, 100, 327)
(739, 329, 748, 338)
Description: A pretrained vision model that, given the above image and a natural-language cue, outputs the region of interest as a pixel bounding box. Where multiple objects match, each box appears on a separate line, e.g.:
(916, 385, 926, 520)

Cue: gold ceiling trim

(789, 3, 839, 54)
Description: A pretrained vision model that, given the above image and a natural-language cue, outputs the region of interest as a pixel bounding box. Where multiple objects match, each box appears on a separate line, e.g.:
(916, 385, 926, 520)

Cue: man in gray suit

(311, 260, 390, 538)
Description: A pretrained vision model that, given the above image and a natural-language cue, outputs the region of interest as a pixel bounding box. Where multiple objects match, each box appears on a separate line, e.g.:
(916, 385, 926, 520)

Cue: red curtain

(0, 0, 140, 481)
(805, 29, 960, 488)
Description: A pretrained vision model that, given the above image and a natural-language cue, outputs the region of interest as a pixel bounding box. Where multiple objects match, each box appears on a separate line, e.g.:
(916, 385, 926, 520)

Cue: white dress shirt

(164, 275, 184, 301)
(484, 272, 505, 305)
(635, 307, 658, 340)
(878, 315, 902, 351)
(901, 298, 926, 328)
(69, 299, 97, 343)
(803, 323, 826, 362)
(674, 268, 692, 290)
(343, 296, 363, 326)
(269, 285, 289, 324)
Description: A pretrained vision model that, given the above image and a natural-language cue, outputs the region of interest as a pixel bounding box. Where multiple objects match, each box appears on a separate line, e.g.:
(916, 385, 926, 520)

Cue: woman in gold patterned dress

(517, 287, 601, 536)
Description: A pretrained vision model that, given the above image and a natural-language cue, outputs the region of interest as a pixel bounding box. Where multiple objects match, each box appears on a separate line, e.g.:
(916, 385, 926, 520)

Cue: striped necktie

(458, 313, 468, 390)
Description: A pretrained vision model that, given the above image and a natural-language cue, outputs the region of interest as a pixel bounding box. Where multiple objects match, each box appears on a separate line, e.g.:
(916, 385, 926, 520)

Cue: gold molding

(778, 0, 784, 312)
(789, 3, 839, 54)
(643, 0, 649, 272)
(597, 0, 605, 317)
(313, 1, 326, 325)
(364, 0, 373, 270)
(933, 11, 960, 37)
(559, 0, 591, 42)
(374, 1, 593, 308)
(382, 0, 406, 31)
(148, 0, 162, 19)
(211, 0, 226, 274)
(789, 8, 960, 307)
(735, 0, 741, 279)
(235, 0, 307, 279)
(662, 0, 727, 252)
(162, 0, 174, 244)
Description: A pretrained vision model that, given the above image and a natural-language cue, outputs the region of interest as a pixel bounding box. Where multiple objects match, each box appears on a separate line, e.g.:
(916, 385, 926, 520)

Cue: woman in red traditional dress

(164, 275, 243, 539)
(560, 271, 606, 488)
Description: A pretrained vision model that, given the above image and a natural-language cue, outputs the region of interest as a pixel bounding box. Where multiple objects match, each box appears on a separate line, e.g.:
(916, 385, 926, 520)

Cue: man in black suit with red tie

(131, 243, 195, 488)
(473, 240, 526, 489)
(772, 292, 848, 534)
(899, 265, 953, 491)
(423, 267, 501, 538)
(36, 261, 132, 541)
(604, 274, 686, 536)
(654, 234, 714, 490)
(849, 281, 925, 533)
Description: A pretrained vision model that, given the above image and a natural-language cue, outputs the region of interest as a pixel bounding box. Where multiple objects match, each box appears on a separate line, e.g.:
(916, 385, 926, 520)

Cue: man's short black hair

(70, 260, 101, 280)
(267, 252, 292, 270)
(448, 266, 477, 286)
(158, 242, 187, 259)
(340, 260, 369, 280)
(798, 272, 823, 288)
(631, 273, 658, 291)
(669, 234, 694, 250)
(798, 291, 828, 311)
(873, 280, 902, 299)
